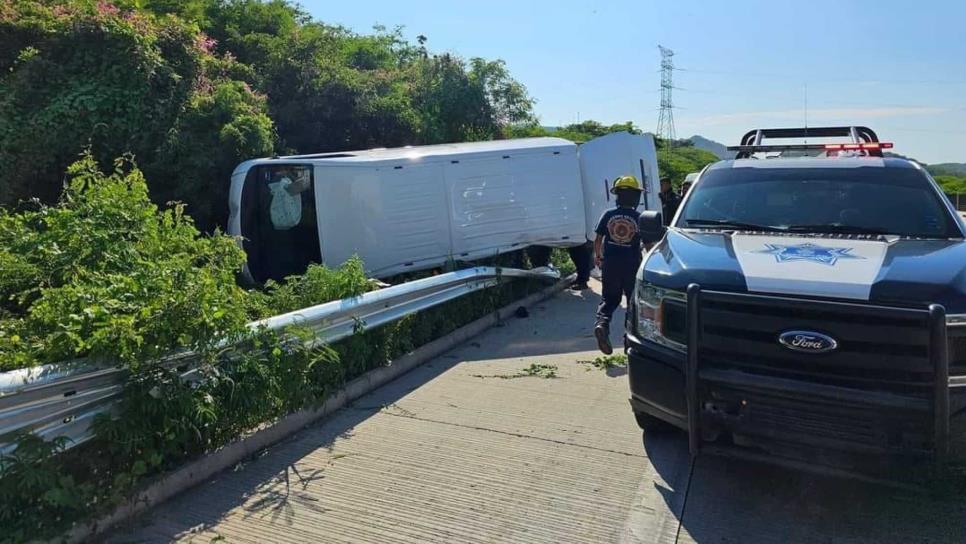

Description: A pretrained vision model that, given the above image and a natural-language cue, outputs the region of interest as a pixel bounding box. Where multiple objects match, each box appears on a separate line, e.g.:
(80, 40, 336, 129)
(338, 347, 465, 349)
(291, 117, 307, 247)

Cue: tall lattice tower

(656, 45, 676, 163)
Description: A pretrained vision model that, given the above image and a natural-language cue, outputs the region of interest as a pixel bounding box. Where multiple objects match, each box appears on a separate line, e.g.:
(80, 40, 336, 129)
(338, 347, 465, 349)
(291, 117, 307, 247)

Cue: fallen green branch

(578, 354, 627, 371)
(473, 362, 558, 379)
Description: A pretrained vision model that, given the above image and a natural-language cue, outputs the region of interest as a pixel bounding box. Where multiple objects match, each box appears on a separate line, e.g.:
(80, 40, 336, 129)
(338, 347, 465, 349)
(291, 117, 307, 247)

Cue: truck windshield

(677, 166, 962, 238)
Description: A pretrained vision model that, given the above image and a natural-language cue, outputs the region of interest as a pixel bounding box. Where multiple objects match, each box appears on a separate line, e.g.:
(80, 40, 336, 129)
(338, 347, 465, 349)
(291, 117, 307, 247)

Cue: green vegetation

(510, 120, 640, 143)
(579, 354, 627, 371)
(513, 121, 718, 189)
(550, 248, 577, 277)
(0, 6, 544, 537)
(656, 139, 719, 188)
(928, 163, 966, 194)
(520, 362, 558, 378)
(0, 0, 536, 231)
(0, 152, 250, 371)
(934, 175, 966, 195)
(928, 163, 966, 177)
(472, 362, 559, 379)
(0, 155, 544, 541)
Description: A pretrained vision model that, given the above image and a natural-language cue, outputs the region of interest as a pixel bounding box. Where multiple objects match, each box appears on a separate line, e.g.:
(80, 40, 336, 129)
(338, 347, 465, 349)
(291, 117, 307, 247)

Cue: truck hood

(643, 229, 966, 314)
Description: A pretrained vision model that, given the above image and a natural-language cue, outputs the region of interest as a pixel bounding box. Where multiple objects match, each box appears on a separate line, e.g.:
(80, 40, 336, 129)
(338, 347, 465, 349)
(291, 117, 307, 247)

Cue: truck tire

(634, 411, 673, 433)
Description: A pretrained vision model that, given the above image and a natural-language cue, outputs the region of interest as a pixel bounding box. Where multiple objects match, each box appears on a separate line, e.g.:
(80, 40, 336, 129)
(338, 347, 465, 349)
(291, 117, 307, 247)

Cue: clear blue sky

(302, 0, 966, 164)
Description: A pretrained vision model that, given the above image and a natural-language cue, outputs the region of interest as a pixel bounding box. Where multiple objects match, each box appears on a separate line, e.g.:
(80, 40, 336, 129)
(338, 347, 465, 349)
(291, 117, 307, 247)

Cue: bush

(245, 256, 372, 319)
(0, 152, 249, 371)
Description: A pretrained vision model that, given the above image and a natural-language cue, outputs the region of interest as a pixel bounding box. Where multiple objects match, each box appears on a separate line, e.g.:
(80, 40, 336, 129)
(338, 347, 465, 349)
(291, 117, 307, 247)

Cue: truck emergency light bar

(824, 142, 893, 151)
(730, 126, 889, 159)
(727, 142, 894, 155)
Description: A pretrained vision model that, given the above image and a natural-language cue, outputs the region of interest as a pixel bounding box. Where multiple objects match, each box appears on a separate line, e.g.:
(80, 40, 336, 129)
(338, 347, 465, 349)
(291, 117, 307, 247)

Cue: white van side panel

(315, 163, 452, 276)
(445, 149, 585, 260)
(577, 132, 661, 241)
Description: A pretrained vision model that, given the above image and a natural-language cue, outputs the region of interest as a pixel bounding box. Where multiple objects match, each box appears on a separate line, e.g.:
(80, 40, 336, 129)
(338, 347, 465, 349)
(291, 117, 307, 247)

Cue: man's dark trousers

(595, 259, 639, 329)
(568, 242, 592, 284)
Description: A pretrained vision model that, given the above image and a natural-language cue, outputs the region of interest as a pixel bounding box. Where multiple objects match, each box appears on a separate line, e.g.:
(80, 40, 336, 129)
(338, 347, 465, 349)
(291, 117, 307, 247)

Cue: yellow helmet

(610, 175, 642, 193)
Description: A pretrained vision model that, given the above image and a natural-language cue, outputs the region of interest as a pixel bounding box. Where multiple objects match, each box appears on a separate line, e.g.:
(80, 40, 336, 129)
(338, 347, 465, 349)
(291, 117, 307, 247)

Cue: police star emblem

(757, 242, 864, 266)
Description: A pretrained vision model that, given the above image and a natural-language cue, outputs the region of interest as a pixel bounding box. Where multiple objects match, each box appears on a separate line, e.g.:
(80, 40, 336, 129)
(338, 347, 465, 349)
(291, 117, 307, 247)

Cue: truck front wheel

(634, 411, 674, 433)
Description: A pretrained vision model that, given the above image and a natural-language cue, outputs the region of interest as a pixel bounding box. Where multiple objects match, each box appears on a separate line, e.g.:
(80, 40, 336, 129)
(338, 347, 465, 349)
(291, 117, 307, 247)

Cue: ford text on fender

(627, 126, 966, 471)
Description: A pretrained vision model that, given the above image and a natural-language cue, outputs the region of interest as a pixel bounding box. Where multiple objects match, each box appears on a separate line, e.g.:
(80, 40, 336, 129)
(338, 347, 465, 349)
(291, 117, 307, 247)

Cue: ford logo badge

(778, 330, 838, 353)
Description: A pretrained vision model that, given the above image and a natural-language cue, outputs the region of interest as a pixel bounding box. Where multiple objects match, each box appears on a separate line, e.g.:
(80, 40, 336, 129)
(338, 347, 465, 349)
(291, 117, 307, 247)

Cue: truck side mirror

(639, 211, 666, 244)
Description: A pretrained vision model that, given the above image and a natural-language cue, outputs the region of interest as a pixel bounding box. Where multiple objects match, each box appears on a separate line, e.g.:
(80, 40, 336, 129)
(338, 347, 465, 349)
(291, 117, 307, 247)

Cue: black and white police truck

(627, 126, 966, 470)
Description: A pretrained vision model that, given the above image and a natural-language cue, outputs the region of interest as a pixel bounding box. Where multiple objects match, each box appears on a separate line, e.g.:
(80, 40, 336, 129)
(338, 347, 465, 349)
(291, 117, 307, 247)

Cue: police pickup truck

(628, 126, 966, 471)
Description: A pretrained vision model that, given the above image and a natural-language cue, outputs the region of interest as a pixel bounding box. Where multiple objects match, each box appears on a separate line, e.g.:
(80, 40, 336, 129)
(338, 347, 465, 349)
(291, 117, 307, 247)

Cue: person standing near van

(593, 175, 644, 354)
(567, 243, 593, 291)
(659, 177, 681, 226)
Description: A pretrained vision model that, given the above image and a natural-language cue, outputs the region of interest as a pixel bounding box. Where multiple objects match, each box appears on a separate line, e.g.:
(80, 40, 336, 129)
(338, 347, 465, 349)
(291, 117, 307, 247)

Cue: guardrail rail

(0, 266, 559, 456)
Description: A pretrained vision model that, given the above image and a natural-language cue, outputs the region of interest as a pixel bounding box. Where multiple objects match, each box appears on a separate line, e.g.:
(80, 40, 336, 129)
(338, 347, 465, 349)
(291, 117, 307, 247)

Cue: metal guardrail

(0, 266, 559, 456)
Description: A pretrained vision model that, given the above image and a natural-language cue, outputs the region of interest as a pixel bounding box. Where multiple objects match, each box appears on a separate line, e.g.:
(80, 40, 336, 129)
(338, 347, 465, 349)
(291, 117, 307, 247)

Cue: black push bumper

(627, 285, 960, 467)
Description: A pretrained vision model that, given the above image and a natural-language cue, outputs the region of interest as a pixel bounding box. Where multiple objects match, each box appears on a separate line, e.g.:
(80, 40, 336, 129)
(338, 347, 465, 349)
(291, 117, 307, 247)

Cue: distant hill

(883, 154, 965, 179)
(929, 163, 966, 176)
(883, 151, 927, 167)
(688, 135, 734, 160)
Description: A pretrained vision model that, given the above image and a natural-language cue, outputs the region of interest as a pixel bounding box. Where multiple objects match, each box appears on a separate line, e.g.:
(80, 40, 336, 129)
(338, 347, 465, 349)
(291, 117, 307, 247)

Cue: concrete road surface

(111, 283, 966, 544)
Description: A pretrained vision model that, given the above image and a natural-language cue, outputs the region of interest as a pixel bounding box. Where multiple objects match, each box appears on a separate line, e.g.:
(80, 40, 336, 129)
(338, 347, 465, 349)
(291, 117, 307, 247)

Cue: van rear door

(578, 132, 661, 240)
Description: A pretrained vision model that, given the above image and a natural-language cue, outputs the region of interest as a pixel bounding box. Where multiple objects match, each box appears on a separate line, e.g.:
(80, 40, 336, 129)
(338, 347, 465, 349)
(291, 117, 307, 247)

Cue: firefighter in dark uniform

(593, 175, 644, 354)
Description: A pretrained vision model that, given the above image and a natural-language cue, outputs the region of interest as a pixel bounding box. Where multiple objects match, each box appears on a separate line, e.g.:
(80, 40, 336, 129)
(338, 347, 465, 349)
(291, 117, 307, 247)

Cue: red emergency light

(824, 142, 894, 151)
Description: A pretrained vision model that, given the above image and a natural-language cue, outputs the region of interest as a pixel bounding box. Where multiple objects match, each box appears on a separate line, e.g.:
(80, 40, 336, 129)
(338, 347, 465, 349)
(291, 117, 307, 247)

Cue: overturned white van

(228, 132, 660, 282)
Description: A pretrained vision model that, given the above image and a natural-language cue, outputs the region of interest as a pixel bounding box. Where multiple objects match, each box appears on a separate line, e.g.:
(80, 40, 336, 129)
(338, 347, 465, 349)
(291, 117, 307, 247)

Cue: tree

(935, 175, 966, 195)
(0, 0, 538, 230)
(0, 2, 275, 231)
(508, 120, 641, 142)
(656, 138, 718, 186)
(468, 58, 535, 128)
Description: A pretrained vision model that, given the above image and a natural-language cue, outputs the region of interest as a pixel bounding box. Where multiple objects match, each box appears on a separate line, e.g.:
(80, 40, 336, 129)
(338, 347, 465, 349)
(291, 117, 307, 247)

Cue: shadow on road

(455, 287, 622, 364)
(643, 430, 966, 543)
(108, 351, 470, 542)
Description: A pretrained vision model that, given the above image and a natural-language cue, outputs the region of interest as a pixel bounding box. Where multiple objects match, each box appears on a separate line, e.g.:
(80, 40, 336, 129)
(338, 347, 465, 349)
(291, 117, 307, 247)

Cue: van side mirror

(639, 211, 666, 244)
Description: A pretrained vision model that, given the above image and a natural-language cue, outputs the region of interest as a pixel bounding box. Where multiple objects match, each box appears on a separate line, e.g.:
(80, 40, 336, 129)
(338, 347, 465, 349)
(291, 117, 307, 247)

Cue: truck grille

(707, 380, 932, 453)
(665, 292, 936, 395)
(679, 289, 951, 458)
(950, 327, 966, 376)
(664, 301, 966, 379)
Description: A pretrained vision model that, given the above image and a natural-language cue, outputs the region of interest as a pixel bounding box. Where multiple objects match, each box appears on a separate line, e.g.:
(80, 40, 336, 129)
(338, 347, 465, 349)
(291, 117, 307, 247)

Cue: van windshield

(677, 166, 962, 238)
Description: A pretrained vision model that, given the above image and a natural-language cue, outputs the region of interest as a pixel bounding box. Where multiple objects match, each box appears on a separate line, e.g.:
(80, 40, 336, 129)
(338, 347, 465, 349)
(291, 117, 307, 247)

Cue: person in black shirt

(593, 175, 644, 354)
(659, 177, 681, 226)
